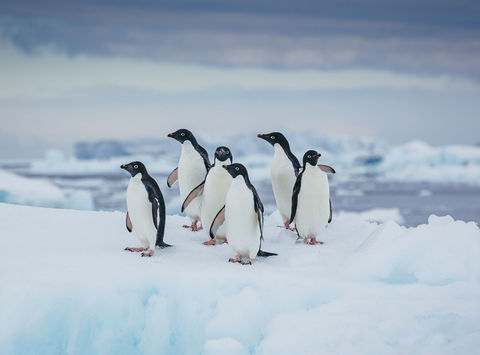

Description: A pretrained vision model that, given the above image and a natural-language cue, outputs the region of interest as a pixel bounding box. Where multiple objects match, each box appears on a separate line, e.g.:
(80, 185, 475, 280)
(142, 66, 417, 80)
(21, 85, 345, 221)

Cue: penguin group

(121, 129, 335, 264)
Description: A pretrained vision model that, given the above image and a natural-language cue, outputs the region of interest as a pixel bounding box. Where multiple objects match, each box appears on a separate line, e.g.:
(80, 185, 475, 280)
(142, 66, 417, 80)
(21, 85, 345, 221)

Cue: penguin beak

(222, 165, 228, 169)
(167, 133, 174, 138)
(317, 153, 322, 158)
(120, 164, 127, 170)
(257, 133, 265, 139)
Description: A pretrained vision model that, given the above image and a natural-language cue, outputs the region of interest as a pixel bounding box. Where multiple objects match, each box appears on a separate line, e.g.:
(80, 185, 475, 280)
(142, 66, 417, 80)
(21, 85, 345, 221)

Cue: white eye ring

(307, 155, 311, 158)
(180, 132, 185, 136)
(271, 136, 275, 139)
(235, 167, 239, 171)
(134, 165, 138, 169)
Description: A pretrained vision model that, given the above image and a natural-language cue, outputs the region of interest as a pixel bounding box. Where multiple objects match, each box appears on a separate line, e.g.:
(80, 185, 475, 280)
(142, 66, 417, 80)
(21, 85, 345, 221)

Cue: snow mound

(0, 203, 479, 354)
(0, 170, 93, 209)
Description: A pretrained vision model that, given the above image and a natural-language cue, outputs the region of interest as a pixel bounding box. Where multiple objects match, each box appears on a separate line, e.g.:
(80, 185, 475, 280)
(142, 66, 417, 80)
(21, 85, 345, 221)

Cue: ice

(19, 135, 480, 187)
(377, 140, 480, 184)
(0, 170, 93, 210)
(1, 203, 479, 354)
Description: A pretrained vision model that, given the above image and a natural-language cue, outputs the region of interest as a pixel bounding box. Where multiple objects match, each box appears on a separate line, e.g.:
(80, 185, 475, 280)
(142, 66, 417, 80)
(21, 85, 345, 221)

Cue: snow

(1, 203, 479, 354)
(0, 170, 93, 210)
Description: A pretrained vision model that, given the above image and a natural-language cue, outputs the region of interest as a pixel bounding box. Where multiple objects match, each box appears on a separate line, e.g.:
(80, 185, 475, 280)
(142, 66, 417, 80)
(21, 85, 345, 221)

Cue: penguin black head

(167, 129, 195, 144)
(120, 161, 146, 177)
(303, 150, 321, 166)
(257, 132, 289, 147)
(215, 146, 232, 163)
(222, 163, 248, 179)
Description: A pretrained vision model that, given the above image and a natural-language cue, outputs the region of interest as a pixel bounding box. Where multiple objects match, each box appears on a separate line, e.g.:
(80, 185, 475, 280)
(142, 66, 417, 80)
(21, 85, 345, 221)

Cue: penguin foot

(229, 257, 242, 263)
(241, 259, 253, 265)
(141, 250, 154, 257)
(284, 221, 296, 232)
(203, 239, 216, 245)
(183, 222, 203, 231)
(308, 237, 324, 245)
(125, 247, 148, 252)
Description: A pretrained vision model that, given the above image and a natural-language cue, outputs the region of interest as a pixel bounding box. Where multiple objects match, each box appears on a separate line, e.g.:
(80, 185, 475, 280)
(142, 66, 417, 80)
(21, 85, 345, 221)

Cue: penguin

(210, 163, 277, 265)
(183, 146, 233, 245)
(257, 132, 300, 231)
(120, 161, 171, 257)
(167, 129, 211, 231)
(289, 150, 336, 245)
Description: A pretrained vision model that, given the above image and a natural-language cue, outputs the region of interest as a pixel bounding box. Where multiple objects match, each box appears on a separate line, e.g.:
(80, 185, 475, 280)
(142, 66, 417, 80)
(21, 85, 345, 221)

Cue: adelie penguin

(258, 132, 300, 231)
(183, 146, 233, 245)
(121, 161, 171, 257)
(167, 129, 211, 231)
(289, 150, 336, 245)
(211, 163, 277, 265)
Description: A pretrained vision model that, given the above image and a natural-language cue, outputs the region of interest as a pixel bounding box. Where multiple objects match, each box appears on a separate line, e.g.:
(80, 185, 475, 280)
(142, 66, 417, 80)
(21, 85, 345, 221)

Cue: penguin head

(214, 146, 232, 163)
(223, 163, 247, 179)
(303, 150, 321, 166)
(167, 129, 195, 144)
(120, 161, 146, 177)
(257, 132, 288, 147)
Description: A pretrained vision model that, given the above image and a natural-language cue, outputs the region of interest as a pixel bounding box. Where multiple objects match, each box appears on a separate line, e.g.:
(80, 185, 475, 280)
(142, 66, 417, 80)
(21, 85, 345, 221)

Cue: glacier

(1, 203, 479, 354)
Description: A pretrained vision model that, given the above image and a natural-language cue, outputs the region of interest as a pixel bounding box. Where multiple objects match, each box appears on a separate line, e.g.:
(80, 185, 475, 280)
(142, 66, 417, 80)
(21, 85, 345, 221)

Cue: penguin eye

(307, 155, 311, 159)
(180, 132, 185, 136)
(235, 167, 239, 171)
(134, 165, 138, 169)
(226, 150, 229, 154)
(271, 136, 275, 139)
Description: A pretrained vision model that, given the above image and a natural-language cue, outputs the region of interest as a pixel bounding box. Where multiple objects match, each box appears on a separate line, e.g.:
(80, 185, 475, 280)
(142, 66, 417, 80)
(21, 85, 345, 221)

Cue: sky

(1, 0, 479, 158)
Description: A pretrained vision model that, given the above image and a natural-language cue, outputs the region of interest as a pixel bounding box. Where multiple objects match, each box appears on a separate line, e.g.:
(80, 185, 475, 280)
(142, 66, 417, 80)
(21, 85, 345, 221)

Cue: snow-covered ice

(1, 203, 479, 354)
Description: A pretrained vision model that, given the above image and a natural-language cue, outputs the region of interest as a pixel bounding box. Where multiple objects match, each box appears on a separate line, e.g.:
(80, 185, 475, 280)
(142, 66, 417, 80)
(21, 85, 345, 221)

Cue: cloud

(1, 40, 478, 101)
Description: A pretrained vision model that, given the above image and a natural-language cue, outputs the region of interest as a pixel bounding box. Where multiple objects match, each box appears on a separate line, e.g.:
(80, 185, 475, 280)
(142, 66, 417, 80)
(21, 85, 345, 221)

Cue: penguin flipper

(318, 165, 336, 174)
(181, 180, 205, 213)
(290, 173, 302, 223)
(328, 199, 332, 223)
(126, 212, 133, 232)
(167, 168, 178, 187)
(151, 198, 159, 229)
(209, 205, 225, 239)
(252, 191, 264, 240)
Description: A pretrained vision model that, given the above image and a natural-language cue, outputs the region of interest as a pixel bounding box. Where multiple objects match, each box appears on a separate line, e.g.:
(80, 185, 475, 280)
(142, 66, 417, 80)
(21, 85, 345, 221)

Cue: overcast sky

(1, 0, 479, 158)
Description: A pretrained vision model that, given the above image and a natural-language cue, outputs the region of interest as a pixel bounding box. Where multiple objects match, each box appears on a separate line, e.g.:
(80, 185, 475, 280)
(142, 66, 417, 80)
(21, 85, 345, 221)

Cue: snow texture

(1, 203, 479, 354)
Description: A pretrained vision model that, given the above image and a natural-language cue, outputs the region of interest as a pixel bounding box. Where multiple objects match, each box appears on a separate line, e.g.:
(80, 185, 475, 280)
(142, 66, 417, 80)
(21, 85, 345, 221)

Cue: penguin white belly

(126, 174, 157, 249)
(295, 168, 330, 238)
(178, 141, 207, 221)
(201, 165, 232, 239)
(271, 145, 296, 222)
(225, 178, 261, 259)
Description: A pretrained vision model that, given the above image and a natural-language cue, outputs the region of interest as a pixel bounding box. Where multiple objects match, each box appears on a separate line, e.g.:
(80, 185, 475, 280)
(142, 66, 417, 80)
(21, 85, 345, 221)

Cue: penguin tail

(257, 249, 278, 257)
(156, 241, 172, 248)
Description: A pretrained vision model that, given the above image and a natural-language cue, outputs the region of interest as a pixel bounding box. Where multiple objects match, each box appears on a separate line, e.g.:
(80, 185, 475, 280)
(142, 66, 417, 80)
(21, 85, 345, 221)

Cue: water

(17, 171, 480, 227)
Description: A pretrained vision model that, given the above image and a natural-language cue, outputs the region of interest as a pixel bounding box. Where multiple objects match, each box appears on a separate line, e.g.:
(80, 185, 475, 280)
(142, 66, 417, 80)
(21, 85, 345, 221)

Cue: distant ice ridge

(376, 140, 480, 184)
(1, 203, 479, 354)
(11, 133, 480, 185)
(0, 170, 93, 210)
